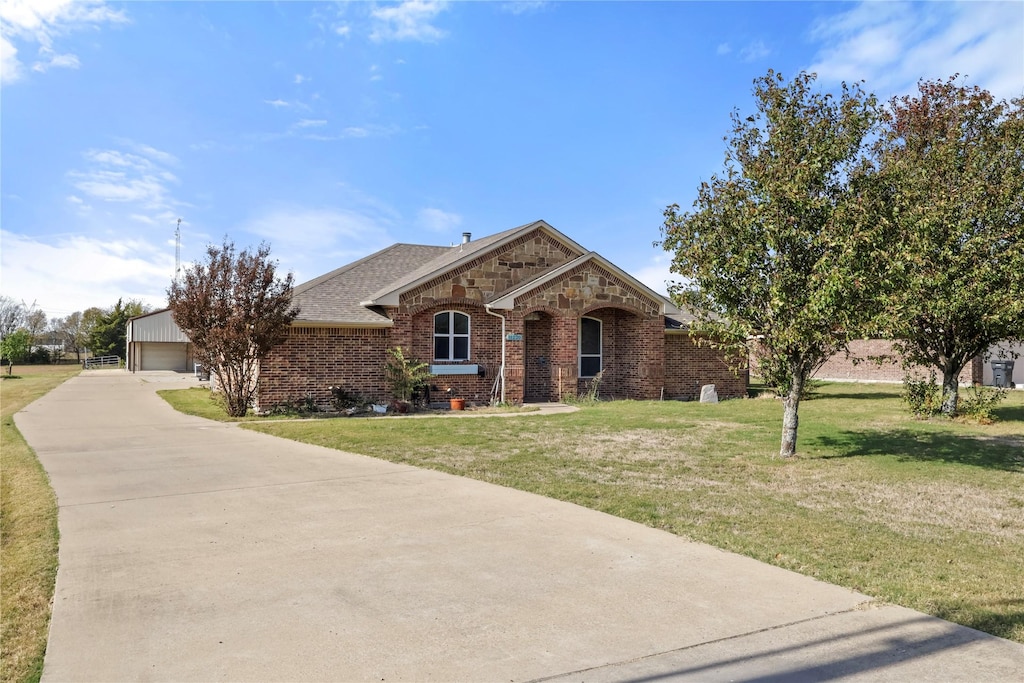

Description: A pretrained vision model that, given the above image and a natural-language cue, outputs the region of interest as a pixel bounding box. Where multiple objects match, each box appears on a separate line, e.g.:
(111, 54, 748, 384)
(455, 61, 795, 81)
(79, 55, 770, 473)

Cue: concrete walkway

(16, 372, 1023, 682)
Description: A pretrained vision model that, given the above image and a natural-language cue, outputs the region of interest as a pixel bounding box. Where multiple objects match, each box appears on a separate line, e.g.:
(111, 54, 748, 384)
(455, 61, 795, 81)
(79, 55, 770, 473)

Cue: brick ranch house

(257, 220, 746, 410)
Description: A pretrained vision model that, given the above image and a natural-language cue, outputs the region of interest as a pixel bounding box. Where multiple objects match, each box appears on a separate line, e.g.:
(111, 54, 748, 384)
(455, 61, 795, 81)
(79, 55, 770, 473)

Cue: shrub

(902, 371, 942, 417)
(384, 347, 431, 403)
(957, 385, 1008, 424)
(565, 370, 605, 405)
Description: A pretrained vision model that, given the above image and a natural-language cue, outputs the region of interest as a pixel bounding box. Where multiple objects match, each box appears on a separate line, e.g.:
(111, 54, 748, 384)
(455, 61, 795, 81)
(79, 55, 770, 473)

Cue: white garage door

(140, 342, 187, 371)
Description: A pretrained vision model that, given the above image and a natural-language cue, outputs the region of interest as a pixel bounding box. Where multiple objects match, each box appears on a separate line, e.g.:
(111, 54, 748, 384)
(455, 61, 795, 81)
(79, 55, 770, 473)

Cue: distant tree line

(0, 296, 150, 366)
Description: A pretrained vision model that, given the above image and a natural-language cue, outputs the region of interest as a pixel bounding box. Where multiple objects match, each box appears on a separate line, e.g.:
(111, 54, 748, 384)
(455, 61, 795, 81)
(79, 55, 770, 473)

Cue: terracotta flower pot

(450, 398, 465, 411)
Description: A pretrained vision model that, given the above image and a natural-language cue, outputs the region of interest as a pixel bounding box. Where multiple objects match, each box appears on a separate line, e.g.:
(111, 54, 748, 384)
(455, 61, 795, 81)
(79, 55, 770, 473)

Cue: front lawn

(1, 365, 80, 683)
(234, 383, 1024, 643)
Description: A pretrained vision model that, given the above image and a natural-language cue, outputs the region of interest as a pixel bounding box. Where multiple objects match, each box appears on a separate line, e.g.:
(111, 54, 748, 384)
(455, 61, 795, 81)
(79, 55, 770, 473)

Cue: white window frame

(433, 311, 471, 361)
(579, 316, 602, 378)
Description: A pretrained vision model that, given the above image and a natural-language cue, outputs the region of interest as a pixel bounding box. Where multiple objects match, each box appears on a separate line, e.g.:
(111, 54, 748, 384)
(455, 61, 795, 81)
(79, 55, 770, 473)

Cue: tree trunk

(780, 373, 804, 457)
(940, 365, 959, 416)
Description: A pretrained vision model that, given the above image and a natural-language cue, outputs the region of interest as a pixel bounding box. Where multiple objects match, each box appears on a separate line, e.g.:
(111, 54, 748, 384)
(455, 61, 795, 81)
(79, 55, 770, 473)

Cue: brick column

(550, 314, 578, 401)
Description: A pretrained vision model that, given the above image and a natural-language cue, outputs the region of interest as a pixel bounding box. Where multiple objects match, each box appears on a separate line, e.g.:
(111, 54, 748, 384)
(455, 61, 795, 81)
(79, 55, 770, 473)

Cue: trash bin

(990, 360, 1015, 388)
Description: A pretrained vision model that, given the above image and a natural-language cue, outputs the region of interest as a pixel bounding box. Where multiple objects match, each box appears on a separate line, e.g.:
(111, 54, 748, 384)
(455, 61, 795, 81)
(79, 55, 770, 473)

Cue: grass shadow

(993, 402, 1024, 423)
(813, 429, 1024, 472)
(813, 392, 902, 401)
(933, 598, 1024, 643)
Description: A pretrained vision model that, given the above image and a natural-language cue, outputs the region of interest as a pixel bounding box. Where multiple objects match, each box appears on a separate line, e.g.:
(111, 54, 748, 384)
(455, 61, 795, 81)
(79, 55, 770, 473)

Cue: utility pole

(175, 218, 182, 283)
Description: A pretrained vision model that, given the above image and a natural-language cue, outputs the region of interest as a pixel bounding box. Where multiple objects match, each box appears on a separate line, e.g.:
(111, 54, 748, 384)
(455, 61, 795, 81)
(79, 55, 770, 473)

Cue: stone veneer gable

(401, 229, 580, 309)
(514, 262, 663, 317)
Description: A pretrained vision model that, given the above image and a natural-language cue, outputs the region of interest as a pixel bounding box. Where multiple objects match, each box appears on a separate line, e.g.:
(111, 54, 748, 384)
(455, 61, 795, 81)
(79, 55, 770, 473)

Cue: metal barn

(126, 309, 193, 372)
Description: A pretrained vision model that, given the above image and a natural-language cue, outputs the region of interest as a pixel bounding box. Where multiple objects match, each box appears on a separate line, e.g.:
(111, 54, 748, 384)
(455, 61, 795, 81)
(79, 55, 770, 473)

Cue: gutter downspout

(484, 305, 506, 404)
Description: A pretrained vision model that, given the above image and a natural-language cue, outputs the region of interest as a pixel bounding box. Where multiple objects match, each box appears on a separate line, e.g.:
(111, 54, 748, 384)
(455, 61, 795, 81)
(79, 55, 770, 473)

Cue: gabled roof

(486, 251, 681, 316)
(289, 220, 684, 328)
(292, 243, 449, 325)
(361, 220, 586, 307)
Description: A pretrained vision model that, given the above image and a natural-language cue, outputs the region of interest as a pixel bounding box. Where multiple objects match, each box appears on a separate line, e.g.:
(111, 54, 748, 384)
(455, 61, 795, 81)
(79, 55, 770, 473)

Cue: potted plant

(446, 387, 465, 411)
(384, 347, 431, 412)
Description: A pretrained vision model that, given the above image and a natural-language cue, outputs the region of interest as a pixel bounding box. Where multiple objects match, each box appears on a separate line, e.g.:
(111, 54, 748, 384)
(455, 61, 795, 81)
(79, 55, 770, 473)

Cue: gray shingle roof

(290, 220, 687, 329)
(292, 243, 449, 325)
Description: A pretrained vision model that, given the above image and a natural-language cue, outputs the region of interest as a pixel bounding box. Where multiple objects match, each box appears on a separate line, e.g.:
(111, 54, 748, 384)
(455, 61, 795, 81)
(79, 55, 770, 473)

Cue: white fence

(84, 356, 121, 369)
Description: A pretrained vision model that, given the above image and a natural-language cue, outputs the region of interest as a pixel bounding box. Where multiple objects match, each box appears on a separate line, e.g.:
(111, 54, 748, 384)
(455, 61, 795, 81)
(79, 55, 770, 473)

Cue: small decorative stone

(700, 384, 719, 403)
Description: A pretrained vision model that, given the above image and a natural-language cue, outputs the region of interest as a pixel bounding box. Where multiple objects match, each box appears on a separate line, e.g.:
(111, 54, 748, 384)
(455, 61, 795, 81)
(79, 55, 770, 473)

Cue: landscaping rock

(700, 384, 719, 403)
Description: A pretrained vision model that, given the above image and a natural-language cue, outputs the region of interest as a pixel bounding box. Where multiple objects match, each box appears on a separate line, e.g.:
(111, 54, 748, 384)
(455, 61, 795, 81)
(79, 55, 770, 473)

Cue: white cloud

(264, 98, 291, 108)
(234, 206, 397, 282)
(31, 50, 79, 73)
(370, 0, 449, 43)
(499, 2, 548, 16)
(631, 253, 676, 298)
(68, 144, 179, 210)
(739, 40, 771, 63)
(417, 208, 461, 234)
(334, 24, 350, 37)
(0, 0, 127, 85)
(294, 73, 309, 84)
(1, 35, 23, 82)
(293, 118, 327, 128)
(716, 42, 731, 56)
(0, 230, 174, 318)
(808, 1, 1024, 101)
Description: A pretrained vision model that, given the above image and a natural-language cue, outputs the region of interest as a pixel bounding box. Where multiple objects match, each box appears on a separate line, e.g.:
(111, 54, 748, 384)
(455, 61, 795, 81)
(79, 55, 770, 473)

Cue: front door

(524, 314, 553, 402)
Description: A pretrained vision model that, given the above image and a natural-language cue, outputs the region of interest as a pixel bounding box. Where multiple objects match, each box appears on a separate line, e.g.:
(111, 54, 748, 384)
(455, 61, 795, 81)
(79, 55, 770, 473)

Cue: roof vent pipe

(462, 232, 471, 244)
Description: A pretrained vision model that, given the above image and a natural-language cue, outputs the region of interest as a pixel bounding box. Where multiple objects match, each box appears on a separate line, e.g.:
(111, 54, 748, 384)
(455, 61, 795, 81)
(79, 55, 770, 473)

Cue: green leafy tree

(80, 306, 105, 356)
(872, 77, 1024, 415)
(89, 299, 148, 358)
(660, 71, 882, 457)
(168, 239, 299, 417)
(1, 328, 32, 364)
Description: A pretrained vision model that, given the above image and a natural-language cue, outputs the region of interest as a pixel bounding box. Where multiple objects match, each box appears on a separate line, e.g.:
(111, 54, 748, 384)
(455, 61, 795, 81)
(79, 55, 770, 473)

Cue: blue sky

(2, 1, 1022, 320)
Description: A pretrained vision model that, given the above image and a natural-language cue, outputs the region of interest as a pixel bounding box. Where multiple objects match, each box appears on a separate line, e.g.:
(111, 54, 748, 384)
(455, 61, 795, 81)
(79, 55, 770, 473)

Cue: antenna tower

(174, 218, 182, 282)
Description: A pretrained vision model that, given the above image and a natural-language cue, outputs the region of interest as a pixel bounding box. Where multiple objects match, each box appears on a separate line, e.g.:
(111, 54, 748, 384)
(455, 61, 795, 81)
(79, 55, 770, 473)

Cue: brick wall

(258, 326, 391, 409)
(813, 340, 980, 384)
(664, 333, 748, 400)
(407, 301, 503, 403)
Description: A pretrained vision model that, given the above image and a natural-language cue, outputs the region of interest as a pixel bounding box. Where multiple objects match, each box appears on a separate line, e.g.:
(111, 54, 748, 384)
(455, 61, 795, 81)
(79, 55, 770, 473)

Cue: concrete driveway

(15, 371, 1024, 681)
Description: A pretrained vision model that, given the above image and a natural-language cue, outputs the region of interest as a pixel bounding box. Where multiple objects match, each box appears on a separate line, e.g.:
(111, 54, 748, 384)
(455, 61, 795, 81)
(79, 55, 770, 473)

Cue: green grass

(227, 382, 1024, 643)
(1, 365, 80, 683)
(155, 387, 315, 421)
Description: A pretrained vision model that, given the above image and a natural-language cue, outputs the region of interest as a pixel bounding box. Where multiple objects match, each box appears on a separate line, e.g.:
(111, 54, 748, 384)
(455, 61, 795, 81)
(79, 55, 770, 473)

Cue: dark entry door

(524, 315, 553, 402)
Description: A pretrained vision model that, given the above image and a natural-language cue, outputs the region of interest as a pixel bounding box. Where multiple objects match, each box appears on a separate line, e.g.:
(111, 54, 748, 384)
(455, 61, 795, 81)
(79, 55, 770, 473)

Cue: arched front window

(579, 317, 602, 377)
(434, 311, 470, 361)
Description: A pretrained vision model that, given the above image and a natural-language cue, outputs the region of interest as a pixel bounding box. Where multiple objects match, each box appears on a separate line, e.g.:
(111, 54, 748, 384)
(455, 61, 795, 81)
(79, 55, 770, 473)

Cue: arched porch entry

(580, 306, 653, 400)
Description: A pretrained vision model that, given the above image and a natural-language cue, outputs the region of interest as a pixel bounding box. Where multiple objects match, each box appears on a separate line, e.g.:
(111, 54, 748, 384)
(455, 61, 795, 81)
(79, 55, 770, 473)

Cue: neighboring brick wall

(664, 333, 747, 400)
(258, 326, 390, 409)
(813, 340, 977, 384)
